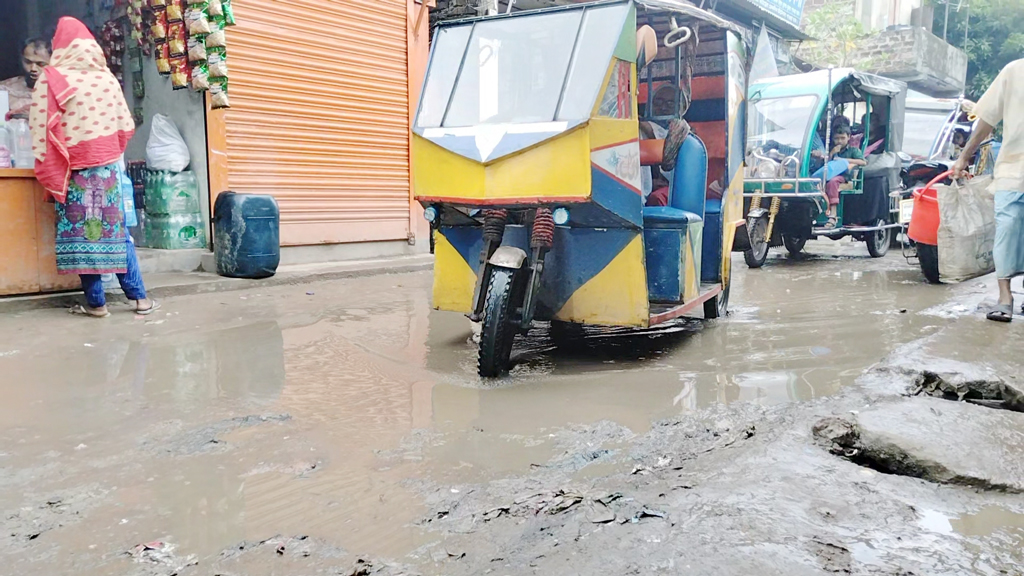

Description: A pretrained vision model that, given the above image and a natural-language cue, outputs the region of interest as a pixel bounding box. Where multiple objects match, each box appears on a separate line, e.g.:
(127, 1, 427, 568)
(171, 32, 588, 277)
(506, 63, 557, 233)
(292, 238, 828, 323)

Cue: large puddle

(0, 242, 969, 572)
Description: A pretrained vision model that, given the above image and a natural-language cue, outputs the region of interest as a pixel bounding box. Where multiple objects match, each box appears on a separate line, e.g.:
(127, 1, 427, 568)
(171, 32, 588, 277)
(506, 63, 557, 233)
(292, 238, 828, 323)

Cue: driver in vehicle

(812, 125, 866, 227)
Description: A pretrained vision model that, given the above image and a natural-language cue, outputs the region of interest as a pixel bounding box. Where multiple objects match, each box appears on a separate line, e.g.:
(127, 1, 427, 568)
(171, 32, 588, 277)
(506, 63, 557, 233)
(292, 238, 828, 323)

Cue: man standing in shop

(1, 38, 51, 120)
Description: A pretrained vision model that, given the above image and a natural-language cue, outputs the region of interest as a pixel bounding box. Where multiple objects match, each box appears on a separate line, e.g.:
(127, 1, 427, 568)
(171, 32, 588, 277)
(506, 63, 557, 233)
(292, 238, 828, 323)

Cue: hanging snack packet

(191, 62, 210, 91)
(223, 0, 236, 26)
(156, 42, 171, 75)
(208, 0, 223, 16)
(167, 21, 186, 56)
(170, 55, 191, 89)
(186, 6, 212, 35)
(210, 77, 230, 109)
(187, 36, 207, 62)
(150, 0, 167, 7)
(186, 0, 206, 4)
(165, 0, 184, 22)
(150, 9, 168, 42)
(207, 48, 228, 78)
(206, 14, 226, 48)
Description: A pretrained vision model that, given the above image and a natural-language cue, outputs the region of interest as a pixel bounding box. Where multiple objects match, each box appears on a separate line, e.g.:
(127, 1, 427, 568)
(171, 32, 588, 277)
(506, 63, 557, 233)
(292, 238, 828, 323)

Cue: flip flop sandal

(135, 301, 162, 316)
(69, 304, 110, 318)
(987, 303, 1013, 323)
(824, 217, 838, 229)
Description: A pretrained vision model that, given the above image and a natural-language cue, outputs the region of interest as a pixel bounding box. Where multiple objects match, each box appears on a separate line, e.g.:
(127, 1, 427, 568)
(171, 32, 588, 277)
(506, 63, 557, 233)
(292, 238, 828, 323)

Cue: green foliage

(796, 2, 876, 69)
(930, 0, 1024, 98)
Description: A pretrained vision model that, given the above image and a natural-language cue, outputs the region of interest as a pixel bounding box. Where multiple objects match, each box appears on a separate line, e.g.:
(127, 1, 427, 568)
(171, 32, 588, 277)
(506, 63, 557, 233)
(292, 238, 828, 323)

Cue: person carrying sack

(954, 59, 1024, 322)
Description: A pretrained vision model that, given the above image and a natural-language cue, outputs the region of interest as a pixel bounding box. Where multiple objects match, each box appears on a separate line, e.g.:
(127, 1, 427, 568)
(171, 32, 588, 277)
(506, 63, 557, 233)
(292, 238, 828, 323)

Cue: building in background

(798, 0, 967, 97)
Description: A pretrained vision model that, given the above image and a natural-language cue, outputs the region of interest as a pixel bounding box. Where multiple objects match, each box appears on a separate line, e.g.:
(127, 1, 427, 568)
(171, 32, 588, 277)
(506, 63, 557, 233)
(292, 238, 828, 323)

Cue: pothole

(812, 416, 1024, 494)
(909, 370, 1024, 413)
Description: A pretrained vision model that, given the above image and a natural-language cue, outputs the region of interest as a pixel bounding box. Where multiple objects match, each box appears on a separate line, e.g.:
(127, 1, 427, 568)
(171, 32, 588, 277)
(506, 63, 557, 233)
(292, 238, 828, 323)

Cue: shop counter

(0, 169, 80, 296)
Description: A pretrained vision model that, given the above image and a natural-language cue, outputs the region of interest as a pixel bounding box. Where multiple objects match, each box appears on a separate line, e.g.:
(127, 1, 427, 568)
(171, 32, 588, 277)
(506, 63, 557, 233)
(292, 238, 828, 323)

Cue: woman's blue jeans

(79, 239, 147, 308)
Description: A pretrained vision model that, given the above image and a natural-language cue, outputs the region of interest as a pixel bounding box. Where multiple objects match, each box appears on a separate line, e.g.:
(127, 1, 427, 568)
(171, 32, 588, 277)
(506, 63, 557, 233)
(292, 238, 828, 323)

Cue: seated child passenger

(811, 125, 866, 226)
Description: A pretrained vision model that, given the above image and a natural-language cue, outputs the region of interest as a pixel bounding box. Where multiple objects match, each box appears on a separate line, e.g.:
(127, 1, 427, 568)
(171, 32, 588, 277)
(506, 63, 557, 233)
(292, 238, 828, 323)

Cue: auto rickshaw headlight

(755, 159, 780, 179)
(552, 207, 570, 226)
(423, 206, 438, 223)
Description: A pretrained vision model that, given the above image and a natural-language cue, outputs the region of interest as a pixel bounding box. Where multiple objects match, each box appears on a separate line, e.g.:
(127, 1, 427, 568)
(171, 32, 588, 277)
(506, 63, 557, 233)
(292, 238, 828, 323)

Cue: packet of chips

(210, 77, 230, 109)
(223, 0, 236, 26)
(150, 0, 167, 7)
(206, 14, 226, 48)
(167, 21, 186, 56)
(191, 62, 210, 91)
(207, 48, 228, 78)
(133, 75, 146, 99)
(186, 6, 212, 35)
(156, 42, 171, 75)
(208, 0, 223, 16)
(170, 55, 191, 89)
(166, 0, 184, 22)
(187, 36, 207, 62)
(150, 9, 168, 42)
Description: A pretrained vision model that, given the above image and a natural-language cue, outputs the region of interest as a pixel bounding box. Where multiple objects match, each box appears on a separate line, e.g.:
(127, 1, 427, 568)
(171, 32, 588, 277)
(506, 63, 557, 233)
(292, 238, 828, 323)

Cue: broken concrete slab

(816, 397, 1024, 492)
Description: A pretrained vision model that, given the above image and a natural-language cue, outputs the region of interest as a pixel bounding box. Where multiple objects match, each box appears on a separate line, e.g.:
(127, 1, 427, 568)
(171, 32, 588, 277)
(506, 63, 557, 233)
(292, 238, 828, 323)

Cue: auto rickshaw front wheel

(865, 218, 892, 258)
(477, 266, 523, 378)
(743, 217, 770, 268)
(783, 234, 807, 255)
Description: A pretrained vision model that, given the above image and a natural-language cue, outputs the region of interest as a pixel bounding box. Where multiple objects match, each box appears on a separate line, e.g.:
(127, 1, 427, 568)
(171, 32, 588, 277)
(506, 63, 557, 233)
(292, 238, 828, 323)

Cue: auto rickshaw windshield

(416, 3, 631, 129)
(746, 95, 820, 158)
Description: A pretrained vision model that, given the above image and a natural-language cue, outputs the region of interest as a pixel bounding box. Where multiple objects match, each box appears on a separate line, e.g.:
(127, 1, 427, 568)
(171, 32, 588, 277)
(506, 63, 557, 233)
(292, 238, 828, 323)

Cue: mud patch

(3, 486, 107, 549)
(144, 414, 291, 457)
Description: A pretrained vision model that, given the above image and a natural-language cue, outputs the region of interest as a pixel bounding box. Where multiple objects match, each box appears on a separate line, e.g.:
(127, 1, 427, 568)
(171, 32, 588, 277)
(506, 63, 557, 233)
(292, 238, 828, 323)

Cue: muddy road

(1, 240, 1022, 575)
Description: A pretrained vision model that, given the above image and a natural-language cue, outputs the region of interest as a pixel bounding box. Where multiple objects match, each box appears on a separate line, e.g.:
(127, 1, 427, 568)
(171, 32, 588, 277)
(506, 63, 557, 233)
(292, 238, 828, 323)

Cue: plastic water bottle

(0, 124, 12, 168)
(9, 119, 33, 169)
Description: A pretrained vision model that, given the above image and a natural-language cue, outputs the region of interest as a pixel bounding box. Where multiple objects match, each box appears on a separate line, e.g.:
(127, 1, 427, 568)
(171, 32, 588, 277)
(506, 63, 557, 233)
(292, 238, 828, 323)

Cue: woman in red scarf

(30, 17, 158, 317)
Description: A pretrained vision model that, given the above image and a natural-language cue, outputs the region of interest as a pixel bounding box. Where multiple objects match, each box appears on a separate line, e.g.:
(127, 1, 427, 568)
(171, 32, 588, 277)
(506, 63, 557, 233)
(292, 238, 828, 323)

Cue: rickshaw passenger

(640, 85, 678, 207)
(812, 125, 866, 226)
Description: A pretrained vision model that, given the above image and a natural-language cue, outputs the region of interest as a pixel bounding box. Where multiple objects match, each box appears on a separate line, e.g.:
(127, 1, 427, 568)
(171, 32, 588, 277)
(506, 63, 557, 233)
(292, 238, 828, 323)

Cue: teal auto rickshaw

(740, 69, 908, 266)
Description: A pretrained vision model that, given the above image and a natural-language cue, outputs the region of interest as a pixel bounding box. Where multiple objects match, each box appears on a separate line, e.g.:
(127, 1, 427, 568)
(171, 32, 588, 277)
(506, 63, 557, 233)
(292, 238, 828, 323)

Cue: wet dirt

(1, 239, 1022, 574)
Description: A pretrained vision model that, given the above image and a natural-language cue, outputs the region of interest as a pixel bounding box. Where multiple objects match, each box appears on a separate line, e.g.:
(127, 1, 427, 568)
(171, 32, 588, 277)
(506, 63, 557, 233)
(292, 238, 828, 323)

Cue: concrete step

(135, 248, 206, 274)
(0, 254, 435, 313)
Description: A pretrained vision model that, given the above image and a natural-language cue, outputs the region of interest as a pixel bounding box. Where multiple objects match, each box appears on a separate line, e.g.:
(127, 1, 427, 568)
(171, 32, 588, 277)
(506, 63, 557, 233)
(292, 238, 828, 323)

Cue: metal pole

(963, 3, 970, 50)
(824, 67, 833, 193)
(943, 0, 949, 41)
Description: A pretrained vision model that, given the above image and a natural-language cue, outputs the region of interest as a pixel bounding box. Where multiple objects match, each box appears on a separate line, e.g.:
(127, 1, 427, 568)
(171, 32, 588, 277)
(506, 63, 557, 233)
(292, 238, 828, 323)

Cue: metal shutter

(223, 0, 411, 246)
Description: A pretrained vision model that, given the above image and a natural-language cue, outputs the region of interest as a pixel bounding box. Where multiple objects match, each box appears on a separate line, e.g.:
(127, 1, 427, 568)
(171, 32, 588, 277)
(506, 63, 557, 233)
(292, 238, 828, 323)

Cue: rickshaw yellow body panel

(413, 128, 593, 205)
(554, 234, 649, 326)
(432, 232, 478, 314)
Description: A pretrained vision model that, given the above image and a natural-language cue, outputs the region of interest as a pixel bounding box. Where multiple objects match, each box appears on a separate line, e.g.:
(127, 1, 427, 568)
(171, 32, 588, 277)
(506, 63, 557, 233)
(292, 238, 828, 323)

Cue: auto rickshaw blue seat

(641, 134, 708, 227)
(643, 134, 708, 303)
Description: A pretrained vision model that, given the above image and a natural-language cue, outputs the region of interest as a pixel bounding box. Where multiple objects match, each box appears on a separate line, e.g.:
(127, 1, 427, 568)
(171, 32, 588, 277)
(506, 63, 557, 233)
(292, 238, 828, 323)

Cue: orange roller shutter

(220, 0, 412, 246)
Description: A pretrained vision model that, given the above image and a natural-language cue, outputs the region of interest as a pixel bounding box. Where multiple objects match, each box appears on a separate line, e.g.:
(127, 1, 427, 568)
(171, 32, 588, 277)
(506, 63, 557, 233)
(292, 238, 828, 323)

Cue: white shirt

(973, 59, 1024, 192)
(641, 122, 669, 201)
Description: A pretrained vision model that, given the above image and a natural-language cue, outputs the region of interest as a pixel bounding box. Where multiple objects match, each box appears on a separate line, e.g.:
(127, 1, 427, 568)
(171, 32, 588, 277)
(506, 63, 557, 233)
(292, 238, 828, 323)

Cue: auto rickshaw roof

(434, 0, 741, 34)
(750, 68, 907, 103)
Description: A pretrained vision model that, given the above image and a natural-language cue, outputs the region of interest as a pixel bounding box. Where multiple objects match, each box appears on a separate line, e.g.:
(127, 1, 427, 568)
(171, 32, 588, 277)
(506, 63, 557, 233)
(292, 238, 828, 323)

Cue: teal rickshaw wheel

(865, 218, 892, 258)
(478, 267, 522, 377)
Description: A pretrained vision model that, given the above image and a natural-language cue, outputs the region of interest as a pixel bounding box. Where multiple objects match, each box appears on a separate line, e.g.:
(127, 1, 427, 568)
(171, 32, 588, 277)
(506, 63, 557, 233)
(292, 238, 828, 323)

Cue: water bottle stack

(144, 170, 206, 250)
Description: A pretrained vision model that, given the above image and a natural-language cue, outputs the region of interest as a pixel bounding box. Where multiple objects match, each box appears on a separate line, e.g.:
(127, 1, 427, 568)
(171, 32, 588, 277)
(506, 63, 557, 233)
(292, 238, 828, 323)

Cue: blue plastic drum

(213, 192, 281, 279)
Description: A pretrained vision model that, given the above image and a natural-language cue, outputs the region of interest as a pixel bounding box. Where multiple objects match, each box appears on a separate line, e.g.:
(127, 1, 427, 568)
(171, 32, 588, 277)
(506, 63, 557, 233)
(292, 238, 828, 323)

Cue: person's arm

(952, 120, 994, 178)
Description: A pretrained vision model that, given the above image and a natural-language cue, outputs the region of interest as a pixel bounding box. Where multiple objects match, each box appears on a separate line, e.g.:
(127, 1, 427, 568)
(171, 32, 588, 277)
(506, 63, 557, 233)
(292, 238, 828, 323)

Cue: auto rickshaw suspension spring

(531, 208, 555, 249)
(482, 210, 508, 243)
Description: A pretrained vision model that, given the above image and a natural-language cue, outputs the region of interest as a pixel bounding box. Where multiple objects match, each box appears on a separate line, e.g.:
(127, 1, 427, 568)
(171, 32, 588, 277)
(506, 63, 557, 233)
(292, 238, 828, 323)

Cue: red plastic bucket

(907, 170, 952, 246)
